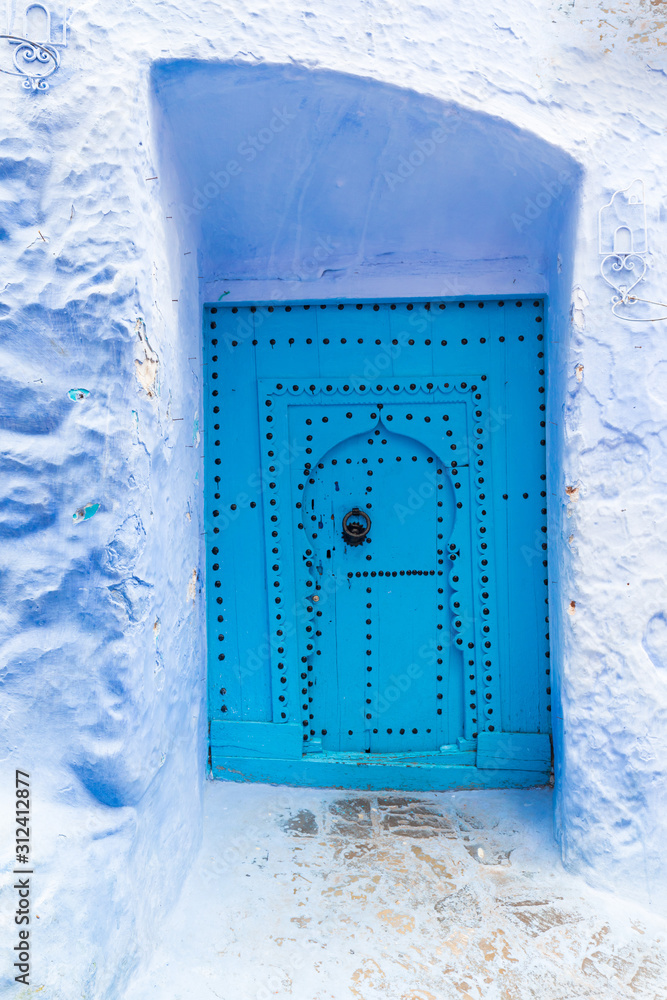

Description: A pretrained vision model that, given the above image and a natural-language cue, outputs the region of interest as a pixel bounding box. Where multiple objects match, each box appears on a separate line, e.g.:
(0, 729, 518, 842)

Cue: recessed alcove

(150, 58, 581, 805)
(152, 61, 580, 298)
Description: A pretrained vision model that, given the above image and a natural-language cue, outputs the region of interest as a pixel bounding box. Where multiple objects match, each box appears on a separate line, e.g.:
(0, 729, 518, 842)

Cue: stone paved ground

(123, 783, 667, 1000)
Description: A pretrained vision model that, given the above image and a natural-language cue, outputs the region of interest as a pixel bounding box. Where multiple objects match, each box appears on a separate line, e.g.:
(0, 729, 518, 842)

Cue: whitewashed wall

(1, 0, 666, 995)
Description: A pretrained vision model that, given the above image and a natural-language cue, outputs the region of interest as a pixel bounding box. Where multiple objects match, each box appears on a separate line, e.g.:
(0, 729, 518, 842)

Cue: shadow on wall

(151, 60, 582, 289)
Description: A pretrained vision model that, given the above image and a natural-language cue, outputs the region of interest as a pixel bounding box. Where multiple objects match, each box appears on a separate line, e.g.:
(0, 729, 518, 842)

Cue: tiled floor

(123, 783, 667, 1000)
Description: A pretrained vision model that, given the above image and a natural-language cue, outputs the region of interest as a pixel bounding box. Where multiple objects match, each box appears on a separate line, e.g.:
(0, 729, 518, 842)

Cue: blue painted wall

(12, 2, 667, 991)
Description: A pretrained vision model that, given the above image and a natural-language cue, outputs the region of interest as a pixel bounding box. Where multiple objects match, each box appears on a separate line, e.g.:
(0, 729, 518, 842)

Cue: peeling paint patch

(68, 388, 90, 401)
(567, 600, 576, 616)
(187, 567, 198, 602)
(73, 501, 100, 523)
(134, 318, 159, 397)
(572, 287, 589, 331)
(504, 901, 574, 937)
(574, 363, 584, 383)
(377, 908, 414, 933)
(565, 485, 579, 502)
(411, 844, 455, 880)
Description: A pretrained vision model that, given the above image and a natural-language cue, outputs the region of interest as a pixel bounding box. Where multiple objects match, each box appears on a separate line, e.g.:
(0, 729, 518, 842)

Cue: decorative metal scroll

(0, 33, 59, 89)
(2, 2, 67, 90)
(599, 180, 667, 322)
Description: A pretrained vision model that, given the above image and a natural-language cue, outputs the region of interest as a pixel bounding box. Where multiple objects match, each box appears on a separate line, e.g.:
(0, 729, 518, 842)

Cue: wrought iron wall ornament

(599, 180, 667, 322)
(0, 33, 59, 89)
(1, 2, 67, 90)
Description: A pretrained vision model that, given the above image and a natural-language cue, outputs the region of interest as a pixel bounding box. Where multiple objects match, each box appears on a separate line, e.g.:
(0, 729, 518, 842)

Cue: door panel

(303, 423, 452, 753)
(258, 375, 496, 755)
(205, 299, 551, 789)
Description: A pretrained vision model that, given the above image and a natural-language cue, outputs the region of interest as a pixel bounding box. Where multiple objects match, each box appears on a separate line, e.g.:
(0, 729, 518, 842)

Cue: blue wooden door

(205, 300, 551, 789)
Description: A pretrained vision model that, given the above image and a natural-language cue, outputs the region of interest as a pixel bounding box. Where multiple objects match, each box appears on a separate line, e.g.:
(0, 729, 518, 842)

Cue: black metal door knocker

(342, 508, 371, 546)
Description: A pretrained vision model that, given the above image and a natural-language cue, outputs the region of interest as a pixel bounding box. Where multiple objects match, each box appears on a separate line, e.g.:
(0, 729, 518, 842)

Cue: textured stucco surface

(1, 0, 667, 996)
